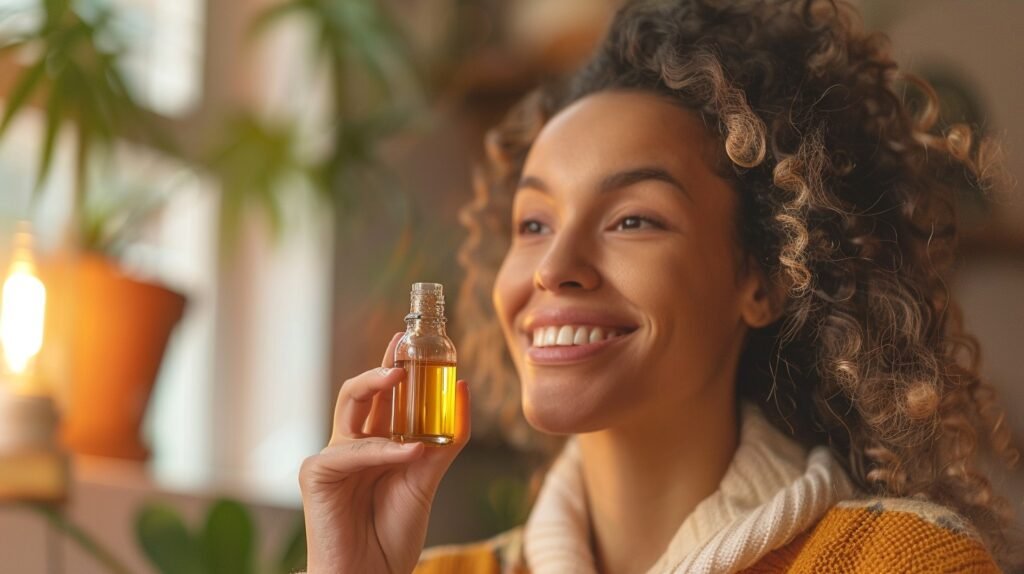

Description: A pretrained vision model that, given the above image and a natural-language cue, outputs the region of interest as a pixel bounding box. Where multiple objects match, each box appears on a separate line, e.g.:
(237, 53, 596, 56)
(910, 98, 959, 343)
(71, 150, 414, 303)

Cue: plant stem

(330, 53, 349, 200)
(71, 130, 90, 247)
(28, 503, 136, 574)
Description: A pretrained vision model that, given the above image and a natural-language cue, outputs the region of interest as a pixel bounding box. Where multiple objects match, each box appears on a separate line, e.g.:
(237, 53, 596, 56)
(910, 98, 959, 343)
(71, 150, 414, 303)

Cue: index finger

(329, 332, 405, 443)
(382, 331, 403, 368)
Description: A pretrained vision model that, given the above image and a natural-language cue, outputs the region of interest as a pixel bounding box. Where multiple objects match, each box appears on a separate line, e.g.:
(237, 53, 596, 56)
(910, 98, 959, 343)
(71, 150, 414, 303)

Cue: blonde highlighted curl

(456, 0, 1020, 563)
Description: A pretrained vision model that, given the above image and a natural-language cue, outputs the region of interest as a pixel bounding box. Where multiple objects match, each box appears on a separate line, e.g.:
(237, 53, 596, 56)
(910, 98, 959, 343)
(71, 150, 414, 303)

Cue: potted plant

(0, 0, 186, 459)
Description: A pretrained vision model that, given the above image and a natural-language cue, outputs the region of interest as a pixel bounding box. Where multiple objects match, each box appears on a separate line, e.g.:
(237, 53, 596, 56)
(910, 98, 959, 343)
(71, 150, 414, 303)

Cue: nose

(533, 228, 601, 292)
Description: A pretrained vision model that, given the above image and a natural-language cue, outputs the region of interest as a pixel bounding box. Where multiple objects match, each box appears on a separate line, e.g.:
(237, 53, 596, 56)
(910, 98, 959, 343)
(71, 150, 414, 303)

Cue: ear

(738, 258, 787, 329)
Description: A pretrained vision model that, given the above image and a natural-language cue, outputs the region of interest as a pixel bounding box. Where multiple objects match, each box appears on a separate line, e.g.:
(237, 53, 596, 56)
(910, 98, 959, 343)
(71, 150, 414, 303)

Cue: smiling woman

(297, 0, 1021, 572)
(452, 0, 1019, 568)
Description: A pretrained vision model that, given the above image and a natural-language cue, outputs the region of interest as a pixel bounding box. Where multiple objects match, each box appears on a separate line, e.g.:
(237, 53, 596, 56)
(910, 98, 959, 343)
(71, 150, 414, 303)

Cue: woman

(299, 0, 1021, 572)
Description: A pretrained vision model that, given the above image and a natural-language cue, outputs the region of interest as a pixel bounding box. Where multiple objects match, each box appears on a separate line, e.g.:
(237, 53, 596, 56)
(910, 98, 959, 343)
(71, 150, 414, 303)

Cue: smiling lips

(521, 310, 637, 364)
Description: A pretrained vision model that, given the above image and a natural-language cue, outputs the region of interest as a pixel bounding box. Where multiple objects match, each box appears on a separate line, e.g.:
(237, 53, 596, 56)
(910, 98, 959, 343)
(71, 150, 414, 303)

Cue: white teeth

(530, 325, 630, 348)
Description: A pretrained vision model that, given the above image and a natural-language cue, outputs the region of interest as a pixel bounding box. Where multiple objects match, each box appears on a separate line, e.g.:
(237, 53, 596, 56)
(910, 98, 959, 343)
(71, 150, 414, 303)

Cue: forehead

(523, 90, 719, 180)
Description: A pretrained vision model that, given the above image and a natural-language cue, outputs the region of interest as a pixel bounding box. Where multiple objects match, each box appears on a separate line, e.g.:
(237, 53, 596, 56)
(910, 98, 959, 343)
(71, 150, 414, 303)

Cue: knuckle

(338, 375, 361, 398)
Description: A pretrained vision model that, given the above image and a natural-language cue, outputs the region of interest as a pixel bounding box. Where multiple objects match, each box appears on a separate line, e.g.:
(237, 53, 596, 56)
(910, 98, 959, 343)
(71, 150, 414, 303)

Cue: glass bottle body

(390, 317, 457, 445)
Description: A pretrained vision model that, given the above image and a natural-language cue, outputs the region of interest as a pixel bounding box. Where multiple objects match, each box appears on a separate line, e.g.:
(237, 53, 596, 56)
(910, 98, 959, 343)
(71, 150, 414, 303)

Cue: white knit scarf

(522, 404, 855, 574)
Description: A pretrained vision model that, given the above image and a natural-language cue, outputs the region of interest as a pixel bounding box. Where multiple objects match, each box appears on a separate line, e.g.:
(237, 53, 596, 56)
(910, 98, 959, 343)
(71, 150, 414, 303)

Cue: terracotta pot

(60, 254, 186, 460)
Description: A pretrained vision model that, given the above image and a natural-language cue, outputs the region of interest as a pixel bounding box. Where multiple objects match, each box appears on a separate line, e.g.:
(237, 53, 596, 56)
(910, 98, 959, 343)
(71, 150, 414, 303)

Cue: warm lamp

(0, 222, 68, 502)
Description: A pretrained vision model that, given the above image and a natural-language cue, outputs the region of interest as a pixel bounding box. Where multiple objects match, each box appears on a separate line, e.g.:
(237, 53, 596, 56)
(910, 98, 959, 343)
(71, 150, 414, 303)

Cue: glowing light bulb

(0, 226, 46, 377)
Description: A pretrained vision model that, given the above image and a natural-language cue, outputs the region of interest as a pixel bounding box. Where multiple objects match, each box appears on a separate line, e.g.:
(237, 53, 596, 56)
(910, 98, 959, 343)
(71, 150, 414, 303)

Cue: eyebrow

(516, 166, 692, 202)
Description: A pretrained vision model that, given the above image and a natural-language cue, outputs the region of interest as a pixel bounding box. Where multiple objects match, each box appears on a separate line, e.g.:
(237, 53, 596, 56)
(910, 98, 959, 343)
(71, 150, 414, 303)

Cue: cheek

(609, 239, 741, 353)
(492, 249, 535, 336)
(603, 241, 697, 317)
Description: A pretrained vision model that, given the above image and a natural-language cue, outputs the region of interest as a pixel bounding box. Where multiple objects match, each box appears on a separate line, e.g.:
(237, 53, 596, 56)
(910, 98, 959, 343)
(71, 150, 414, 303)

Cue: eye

(517, 219, 551, 235)
(615, 215, 664, 231)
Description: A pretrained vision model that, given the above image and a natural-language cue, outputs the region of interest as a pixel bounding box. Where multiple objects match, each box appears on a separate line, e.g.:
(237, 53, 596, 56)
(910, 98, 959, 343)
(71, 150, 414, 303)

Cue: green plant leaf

(44, 0, 70, 15)
(254, 0, 418, 105)
(200, 499, 256, 574)
(34, 77, 65, 194)
(273, 518, 307, 574)
(0, 0, 161, 238)
(0, 56, 47, 138)
(477, 477, 530, 534)
(135, 503, 206, 574)
(205, 112, 312, 249)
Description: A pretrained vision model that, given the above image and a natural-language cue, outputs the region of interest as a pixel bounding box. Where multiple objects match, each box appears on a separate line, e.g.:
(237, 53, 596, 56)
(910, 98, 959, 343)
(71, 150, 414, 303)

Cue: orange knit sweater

(414, 499, 1001, 573)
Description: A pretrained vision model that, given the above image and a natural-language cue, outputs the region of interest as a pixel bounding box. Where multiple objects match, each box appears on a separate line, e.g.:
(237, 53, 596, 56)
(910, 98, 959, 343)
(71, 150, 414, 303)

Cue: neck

(577, 381, 739, 574)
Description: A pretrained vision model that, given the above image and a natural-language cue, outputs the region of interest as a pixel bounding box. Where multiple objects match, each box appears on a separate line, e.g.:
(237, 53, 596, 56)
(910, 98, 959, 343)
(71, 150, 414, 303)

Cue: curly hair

(456, 0, 1020, 562)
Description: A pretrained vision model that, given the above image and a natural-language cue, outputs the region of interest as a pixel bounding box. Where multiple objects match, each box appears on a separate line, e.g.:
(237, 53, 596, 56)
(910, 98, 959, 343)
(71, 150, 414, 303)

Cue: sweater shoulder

(750, 497, 1001, 573)
(831, 497, 983, 539)
(415, 527, 525, 574)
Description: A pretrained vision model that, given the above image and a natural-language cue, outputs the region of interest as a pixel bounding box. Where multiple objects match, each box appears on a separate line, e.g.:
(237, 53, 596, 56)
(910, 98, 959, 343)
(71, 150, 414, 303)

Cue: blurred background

(0, 0, 1020, 572)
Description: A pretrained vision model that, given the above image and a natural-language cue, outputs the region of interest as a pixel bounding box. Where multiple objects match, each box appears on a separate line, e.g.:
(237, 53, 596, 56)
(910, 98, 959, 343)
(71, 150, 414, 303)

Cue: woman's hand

(299, 332, 471, 574)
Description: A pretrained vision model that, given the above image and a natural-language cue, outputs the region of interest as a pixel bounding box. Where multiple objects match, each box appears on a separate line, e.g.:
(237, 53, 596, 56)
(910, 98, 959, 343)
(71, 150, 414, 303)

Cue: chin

(523, 403, 581, 435)
(522, 392, 606, 435)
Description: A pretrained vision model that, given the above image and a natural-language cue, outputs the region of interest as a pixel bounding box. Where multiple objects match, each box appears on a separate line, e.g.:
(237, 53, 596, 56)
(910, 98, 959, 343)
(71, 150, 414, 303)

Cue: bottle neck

(405, 313, 447, 335)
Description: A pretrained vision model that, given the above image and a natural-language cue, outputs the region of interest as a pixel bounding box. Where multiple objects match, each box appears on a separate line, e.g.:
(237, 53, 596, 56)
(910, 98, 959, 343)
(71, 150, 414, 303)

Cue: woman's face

(493, 90, 777, 435)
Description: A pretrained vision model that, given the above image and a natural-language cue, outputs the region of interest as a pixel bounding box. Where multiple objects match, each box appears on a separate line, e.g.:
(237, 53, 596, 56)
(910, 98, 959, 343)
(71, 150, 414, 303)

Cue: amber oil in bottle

(391, 283, 457, 445)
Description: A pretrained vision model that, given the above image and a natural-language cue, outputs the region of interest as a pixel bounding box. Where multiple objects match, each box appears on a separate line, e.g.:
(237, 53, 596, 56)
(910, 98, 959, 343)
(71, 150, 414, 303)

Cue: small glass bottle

(390, 283, 457, 445)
